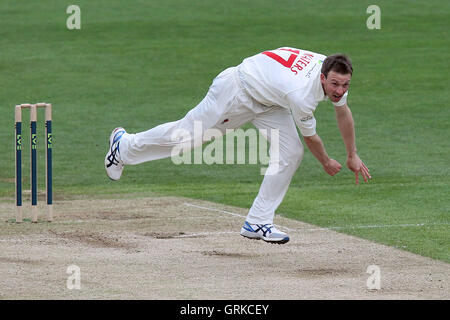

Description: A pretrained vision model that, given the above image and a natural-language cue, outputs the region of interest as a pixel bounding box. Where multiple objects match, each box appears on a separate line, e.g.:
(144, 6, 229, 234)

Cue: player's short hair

(321, 54, 353, 77)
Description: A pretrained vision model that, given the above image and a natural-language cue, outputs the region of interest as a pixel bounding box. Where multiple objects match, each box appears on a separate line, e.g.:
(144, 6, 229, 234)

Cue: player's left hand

(346, 154, 371, 185)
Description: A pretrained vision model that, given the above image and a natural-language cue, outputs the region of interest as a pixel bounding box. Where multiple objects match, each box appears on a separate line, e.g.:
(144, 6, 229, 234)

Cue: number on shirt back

(261, 48, 300, 68)
(261, 48, 314, 75)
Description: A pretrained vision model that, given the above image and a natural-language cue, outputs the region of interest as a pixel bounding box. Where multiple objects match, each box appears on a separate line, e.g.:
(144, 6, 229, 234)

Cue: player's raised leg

(105, 67, 244, 180)
(105, 127, 126, 180)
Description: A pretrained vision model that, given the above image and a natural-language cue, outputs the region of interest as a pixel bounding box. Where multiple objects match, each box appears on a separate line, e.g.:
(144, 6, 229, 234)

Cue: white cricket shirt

(238, 47, 348, 136)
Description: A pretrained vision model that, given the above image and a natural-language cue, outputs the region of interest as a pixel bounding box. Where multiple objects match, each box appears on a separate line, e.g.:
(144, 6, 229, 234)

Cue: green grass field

(0, 0, 448, 262)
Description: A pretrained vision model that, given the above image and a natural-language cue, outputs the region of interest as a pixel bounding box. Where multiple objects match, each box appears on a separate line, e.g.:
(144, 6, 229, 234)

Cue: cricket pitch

(0, 195, 448, 299)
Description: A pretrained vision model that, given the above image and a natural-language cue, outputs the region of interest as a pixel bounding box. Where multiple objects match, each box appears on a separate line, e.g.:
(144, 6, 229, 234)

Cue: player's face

(320, 71, 352, 103)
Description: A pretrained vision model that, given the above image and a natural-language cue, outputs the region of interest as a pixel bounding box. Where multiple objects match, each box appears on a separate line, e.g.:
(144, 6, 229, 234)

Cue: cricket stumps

(15, 103, 53, 223)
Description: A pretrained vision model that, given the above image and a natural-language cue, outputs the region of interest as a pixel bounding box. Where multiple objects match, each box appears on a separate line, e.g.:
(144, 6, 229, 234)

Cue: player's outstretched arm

(334, 104, 371, 184)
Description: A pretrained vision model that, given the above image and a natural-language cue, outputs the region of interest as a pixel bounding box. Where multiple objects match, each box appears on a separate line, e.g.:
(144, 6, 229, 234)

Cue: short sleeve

(293, 111, 316, 137)
(286, 91, 317, 137)
(332, 91, 348, 107)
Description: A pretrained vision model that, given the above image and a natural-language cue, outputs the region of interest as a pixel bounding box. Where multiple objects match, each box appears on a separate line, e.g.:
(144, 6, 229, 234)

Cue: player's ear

(320, 73, 326, 83)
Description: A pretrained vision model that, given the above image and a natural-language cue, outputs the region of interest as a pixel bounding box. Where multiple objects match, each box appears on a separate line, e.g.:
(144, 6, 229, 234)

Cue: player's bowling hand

(346, 154, 371, 184)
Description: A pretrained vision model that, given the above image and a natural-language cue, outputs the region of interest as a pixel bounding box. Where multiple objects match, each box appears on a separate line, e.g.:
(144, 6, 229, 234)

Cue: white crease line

(183, 202, 296, 231)
(183, 202, 448, 233)
(304, 222, 450, 231)
(173, 231, 236, 238)
(184, 202, 245, 219)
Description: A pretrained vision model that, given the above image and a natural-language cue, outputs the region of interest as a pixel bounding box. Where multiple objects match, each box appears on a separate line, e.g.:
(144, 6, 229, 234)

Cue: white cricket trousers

(119, 66, 304, 224)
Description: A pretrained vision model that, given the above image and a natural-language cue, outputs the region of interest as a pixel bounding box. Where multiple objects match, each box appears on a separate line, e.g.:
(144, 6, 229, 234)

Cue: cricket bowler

(105, 47, 371, 244)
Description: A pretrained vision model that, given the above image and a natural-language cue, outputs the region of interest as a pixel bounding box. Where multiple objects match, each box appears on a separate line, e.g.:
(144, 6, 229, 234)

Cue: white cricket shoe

(240, 221, 290, 244)
(105, 127, 126, 181)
